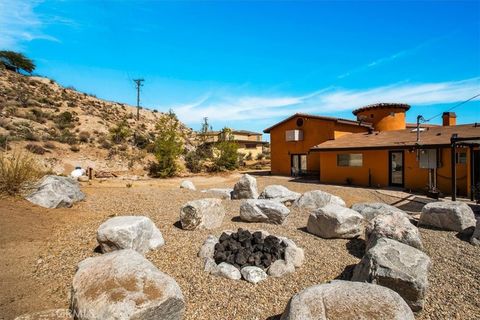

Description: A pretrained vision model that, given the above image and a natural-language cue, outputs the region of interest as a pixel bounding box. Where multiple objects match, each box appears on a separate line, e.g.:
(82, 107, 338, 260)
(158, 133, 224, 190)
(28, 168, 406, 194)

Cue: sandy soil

(1, 173, 479, 320)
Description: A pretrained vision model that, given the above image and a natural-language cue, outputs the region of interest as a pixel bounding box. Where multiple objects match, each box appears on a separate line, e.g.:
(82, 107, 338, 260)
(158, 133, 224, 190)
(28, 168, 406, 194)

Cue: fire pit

(198, 228, 304, 283)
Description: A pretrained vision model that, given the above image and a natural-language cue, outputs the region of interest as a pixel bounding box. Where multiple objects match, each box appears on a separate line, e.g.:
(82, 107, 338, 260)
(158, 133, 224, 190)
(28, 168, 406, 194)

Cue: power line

(133, 79, 144, 121)
(425, 93, 480, 122)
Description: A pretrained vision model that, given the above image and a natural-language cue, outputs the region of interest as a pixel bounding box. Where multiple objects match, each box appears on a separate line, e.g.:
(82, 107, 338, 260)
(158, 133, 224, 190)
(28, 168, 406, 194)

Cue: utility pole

(133, 79, 144, 121)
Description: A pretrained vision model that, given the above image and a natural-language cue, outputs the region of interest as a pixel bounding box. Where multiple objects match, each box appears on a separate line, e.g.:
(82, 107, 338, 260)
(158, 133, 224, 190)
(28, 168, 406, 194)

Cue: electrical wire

(425, 93, 480, 122)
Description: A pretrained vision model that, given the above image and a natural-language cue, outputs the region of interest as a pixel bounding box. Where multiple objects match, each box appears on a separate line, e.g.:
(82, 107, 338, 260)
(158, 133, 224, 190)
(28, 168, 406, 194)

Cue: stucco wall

(355, 107, 407, 131)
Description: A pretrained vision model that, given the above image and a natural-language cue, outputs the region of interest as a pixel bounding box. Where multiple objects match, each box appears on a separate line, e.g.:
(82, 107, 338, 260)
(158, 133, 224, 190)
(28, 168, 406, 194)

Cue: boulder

(471, 219, 480, 246)
(180, 180, 196, 190)
(215, 262, 241, 280)
(420, 201, 476, 232)
(198, 235, 219, 259)
(204, 257, 219, 273)
(268, 260, 295, 278)
(352, 237, 431, 311)
(280, 280, 414, 320)
(239, 199, 290, 225)
(14, 309, 72, 320)
(180, 198, 225, 230)
(259, 185, 301, 204)
(307, 204, 363, 239)
(293, 190, 345, 210)
(25, 175, 85, 208)
(351, 202, 408, 221)
(96, 216, 165, 254)
(365, 211, 423, 250)
(231, 174, 259, 199)
(71, 249, 185, 320)
(241, 266, 268, 284)
(201, 188, 233, 199)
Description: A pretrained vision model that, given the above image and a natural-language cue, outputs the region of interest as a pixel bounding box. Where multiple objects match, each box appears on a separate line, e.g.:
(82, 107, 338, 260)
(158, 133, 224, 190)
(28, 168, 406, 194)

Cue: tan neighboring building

(199, 129, 268, 159)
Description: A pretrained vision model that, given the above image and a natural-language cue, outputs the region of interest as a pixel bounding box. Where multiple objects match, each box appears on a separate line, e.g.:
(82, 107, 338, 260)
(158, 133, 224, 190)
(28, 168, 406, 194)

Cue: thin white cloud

(0, 0, 60, 49)
(171, 78, 480, 124)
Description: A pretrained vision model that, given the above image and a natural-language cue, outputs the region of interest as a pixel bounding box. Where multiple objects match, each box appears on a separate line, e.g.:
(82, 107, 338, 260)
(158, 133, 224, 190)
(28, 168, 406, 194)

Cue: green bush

(109, 120, 131, 144)
(54, 111, 74, 129)
(57, 129, 77, 145)
(185, 150, 203, 173)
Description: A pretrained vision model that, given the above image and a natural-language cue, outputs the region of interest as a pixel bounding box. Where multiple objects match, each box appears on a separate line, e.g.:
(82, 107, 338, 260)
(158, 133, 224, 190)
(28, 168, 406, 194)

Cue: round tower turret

(353, 103, 410, 131)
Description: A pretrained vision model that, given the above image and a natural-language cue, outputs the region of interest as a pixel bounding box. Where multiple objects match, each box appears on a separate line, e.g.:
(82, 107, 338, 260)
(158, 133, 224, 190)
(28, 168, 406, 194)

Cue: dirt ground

(1, 173, 479, 319)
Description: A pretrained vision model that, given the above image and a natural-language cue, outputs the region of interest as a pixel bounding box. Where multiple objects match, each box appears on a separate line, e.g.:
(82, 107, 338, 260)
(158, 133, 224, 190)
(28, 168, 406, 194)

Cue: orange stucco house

(265, 103, 480, 200)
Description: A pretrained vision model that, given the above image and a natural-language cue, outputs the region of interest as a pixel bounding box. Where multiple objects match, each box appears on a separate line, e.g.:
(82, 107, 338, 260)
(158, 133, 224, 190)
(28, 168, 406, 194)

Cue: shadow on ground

(345, 238, 365, 259)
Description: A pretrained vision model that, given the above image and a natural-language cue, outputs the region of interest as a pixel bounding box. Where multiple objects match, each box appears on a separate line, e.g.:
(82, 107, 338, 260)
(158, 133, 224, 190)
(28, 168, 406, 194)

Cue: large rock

(180, 180, 196, 190)
(352, 237, 431, 311)
(71, 249, 185, 320)
(307, 204, 363, 239)
(201, 188, 233, 199)
(351, 202, 408, 221)
(25, 175, 85, 208)
(231, 174, 259, 199)
(241, 266, 268, 284)
(215, 262, 241, 280)
(198, 235, 219, 259)
(293, 190, 345, 210)
(279, 237, 305, 268)
(239, 199, 290, 225)
(420, 201, 476, 232)
(259, 185, 301, 204)
(96, 216, 165, 254)
(14, 309, 72, 320)
(280, 280, 414, 320)
(365, 211, 423, 250)
(268, 259, 295, 278)
(471, 219, 480, 246)
(179, 198, 225, 230)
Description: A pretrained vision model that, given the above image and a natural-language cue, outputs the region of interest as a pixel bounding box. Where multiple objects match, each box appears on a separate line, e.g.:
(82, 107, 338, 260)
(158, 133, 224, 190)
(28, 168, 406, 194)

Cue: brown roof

(263, 113, 371, 133)
(352, 103, 410, 116)
(311, 124, 480, 151)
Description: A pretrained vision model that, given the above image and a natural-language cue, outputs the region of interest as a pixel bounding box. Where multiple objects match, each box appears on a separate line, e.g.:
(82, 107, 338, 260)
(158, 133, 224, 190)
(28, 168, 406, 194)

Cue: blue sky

(1, 0, 479, 135)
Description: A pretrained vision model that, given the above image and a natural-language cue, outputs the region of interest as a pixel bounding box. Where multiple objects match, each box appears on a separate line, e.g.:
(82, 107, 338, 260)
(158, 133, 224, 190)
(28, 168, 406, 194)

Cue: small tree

(150, 110, 183, 178)
(109, 120, 131, 144)
(0, 51, 35, 73)
(212, 127, 238, 171)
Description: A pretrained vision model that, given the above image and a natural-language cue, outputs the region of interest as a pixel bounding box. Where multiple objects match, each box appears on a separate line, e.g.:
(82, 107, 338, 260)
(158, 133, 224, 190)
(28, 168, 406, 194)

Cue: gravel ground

(1, 173, 479, 319)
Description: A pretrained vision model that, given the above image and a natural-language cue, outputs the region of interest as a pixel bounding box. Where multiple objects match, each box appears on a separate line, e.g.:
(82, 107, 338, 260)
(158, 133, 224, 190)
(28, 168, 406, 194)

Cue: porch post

(450, 134, 457, 201)
(470, 146, 475, 201)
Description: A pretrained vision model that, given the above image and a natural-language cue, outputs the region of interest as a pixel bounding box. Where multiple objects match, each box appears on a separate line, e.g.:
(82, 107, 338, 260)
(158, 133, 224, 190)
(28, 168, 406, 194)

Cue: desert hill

(0, 67, 196, 176)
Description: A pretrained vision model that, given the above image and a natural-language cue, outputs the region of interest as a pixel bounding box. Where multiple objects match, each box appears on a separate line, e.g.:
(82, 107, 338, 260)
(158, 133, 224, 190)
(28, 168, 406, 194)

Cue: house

(263, 113, 371, 176)
(265, 103, 480, 200)
(199, 129, 268, 159)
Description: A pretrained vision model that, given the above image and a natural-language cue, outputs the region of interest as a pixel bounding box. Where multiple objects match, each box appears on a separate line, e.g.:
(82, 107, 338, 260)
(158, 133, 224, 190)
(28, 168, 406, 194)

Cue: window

(245, 144, 257, 149)
(337, 153, 363, 167)
(296, 118, 304, 127)
(456, 152, 467, 164)
(285, 130, 303, 141)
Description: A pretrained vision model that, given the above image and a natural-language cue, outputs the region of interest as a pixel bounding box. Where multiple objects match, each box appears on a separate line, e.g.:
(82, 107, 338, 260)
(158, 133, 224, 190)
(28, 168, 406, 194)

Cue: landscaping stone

(241, 266, 268, 284)
(471, 219, 480, 246)
(280, 280, 414, 320)
(71, 249, 185, 320)
(352, 237, 431, 311)
(180, 198, 225, 230)
(14, 309, 72, 320)
(231, 174, 259, 199)
(293, 190, 346, 210)
(180, 180, 196, 190)
(279, 237, 305, 267)
(201, 188, 233, 199)
(268, 260, 295, 278)
(306, 204, 363, 239)
(420, 201, 476, 232)
(365, 211, 423, 250)
(25, 175, 85, 208)
(198, 235, 219, 259)
(239, 199, 290, 224)
(351, 202, 408, 221)
(97, 216, 165, 254)
(216, 262, 241, 280)
(259, 185, 301, 204)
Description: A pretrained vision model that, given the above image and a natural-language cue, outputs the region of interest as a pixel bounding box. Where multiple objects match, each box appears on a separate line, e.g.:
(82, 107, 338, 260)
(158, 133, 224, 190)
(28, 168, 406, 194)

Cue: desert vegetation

(0, 150, 44, 196)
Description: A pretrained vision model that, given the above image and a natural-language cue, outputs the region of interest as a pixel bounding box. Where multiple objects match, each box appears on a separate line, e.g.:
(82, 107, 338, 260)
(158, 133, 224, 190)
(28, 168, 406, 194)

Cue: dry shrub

(25, 143, 46, 155)
(0, 150, 44, 196)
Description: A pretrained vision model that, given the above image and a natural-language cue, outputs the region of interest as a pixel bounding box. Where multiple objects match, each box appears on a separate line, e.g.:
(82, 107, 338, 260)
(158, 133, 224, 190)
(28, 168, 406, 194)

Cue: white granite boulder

(279, 237, 305, 268)
(365, 211, 423, 250)
(71, 249, 185, 320)
(25, 175, 85, 208)
(197, 235, 219, 259)
(351, 202, 408, 221)
(180, 180, 196, 190)
(201, 188, 233, 199)
(268, 259, 295, 278)
(420, 201, 476, 232)
(97, 216, 165, 254)
(231, 174, 259, 199)
(280, 280, 414, 320)
(293, 190, 346, 210)
(471, 219, 480, 246)
(307, 204, 363, 239)
(180, 198, 225, 230)
(241, 266, 268, 284)
(352, 237, 431, 311)
(259, 185, 301, 204)
(216, 262, 241, 280)
(239, 199, 290, 225)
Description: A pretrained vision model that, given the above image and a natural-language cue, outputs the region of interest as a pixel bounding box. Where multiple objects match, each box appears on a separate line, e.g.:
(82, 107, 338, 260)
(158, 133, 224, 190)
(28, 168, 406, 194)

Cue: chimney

(442, 112, 456, 126)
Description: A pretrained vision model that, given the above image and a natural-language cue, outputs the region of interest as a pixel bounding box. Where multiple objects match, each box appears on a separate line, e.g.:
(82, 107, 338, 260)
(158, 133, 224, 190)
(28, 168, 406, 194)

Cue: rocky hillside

(0, 68, 196, 176)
